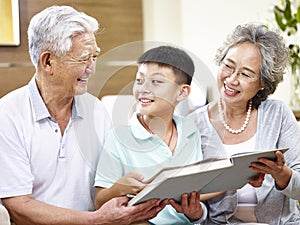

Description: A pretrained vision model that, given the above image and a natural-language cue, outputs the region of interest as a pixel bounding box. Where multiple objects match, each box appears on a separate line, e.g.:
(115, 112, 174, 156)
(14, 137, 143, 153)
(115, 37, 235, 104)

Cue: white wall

(142, 0, 291, 104)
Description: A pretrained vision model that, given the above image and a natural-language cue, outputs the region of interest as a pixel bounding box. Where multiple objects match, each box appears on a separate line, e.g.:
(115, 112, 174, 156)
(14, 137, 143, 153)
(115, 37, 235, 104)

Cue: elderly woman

(190, 23, 300, 224)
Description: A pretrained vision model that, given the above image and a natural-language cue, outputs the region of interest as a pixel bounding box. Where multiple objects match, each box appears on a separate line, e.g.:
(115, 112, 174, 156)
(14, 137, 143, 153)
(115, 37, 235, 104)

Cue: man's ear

(177, 84, 191, 101)
(40, 52, 53, 73)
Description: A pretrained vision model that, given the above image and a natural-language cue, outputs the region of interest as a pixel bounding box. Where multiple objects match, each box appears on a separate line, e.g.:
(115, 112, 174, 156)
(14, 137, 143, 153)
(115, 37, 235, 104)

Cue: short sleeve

(0, 107, 34, 198)
(94, 128, 125, 188)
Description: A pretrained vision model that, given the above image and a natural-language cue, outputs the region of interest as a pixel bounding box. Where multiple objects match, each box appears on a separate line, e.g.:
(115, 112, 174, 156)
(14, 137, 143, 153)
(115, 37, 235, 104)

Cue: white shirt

(224, 134, 258, 222)
(0, 77, 111, 210)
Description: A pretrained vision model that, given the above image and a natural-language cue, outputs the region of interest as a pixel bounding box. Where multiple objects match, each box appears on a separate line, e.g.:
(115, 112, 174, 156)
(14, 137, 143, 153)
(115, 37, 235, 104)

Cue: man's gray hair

(28, 5, 99, 68)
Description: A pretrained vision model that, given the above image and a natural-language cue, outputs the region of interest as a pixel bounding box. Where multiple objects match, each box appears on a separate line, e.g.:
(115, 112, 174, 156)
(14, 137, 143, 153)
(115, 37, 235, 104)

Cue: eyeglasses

(64, 47, 101, 66)
(220, 61, 259, 82)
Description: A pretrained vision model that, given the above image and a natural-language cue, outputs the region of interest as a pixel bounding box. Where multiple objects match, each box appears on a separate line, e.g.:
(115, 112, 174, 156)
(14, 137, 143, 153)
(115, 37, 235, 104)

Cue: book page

(128, 157, 232, 205)
(128, 147, 288, 206)
(200, 148, 288, 193)
(144, 157, 227, 183)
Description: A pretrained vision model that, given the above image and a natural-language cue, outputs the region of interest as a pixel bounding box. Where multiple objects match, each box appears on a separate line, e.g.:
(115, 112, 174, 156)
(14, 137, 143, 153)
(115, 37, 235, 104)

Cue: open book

(127, 148, 288, 206)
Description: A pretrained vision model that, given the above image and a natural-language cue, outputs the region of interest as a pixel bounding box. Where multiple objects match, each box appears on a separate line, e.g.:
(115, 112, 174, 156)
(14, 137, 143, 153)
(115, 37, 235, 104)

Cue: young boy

(94, 46, 207, 224)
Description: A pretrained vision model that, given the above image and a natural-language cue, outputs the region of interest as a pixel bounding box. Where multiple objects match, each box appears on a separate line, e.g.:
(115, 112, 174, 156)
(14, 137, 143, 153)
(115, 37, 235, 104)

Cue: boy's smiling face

(133, 63, 183, 117)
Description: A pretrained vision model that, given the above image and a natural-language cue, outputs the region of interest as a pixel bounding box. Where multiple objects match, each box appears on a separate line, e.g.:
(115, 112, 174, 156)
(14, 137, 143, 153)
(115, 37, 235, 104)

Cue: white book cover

(127, 148, 288, 206)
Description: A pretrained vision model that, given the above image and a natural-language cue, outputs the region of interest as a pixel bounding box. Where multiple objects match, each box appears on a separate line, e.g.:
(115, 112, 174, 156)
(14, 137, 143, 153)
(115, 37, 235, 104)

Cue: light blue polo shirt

(95, 113, 203, 224)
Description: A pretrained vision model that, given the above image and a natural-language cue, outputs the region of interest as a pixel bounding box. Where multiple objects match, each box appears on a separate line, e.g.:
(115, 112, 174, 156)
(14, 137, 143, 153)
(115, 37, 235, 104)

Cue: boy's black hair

(137, 46, 194, 85)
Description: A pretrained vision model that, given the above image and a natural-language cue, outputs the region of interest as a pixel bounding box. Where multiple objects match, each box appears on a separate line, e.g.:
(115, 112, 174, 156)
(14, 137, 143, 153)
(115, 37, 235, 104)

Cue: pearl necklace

(218, 100, 252, 134)
(141, 115, 174, 147)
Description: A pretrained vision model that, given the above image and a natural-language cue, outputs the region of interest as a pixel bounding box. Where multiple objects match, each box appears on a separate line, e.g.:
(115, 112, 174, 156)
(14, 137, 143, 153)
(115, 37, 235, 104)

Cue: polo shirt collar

(29, 76, 80, 122)
(129, 112, 197, 141)
(129, 113, 152, 140)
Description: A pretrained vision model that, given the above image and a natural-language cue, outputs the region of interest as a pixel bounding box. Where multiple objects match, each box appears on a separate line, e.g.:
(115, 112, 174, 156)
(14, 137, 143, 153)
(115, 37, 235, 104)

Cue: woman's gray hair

(215, 23, 289, 108)
(28, 5, 99, 68)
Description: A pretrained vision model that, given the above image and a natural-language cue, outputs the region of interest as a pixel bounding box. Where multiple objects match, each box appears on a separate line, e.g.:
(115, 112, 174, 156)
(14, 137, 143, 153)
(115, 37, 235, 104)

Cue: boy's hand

(169, 191, 203, 221)
(112, 172, 146, 196)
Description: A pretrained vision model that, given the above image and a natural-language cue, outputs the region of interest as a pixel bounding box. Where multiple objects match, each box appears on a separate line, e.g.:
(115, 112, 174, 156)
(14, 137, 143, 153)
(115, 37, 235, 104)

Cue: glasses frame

(220, 61, 259, 82)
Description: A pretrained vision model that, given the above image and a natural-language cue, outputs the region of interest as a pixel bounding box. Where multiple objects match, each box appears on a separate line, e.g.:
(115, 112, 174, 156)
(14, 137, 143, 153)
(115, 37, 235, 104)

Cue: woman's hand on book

(249, 151, 292, 189)
(248, 172, 265, 187)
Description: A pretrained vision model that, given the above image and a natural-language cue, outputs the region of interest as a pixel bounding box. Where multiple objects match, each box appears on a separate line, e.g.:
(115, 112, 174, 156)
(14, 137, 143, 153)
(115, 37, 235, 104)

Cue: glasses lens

(238, 72, 258, 82)
(221, 61, 258, 82)
(221, 62, 234, 75)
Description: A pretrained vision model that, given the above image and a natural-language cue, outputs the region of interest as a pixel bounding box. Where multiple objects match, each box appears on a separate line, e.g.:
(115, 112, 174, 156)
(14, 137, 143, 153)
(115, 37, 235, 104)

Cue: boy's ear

(177, 84, 191, 101)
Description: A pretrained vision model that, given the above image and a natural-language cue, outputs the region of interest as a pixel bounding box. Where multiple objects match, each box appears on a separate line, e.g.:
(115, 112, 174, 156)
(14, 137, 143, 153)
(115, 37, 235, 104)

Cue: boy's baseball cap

(137, 45, 195, 78)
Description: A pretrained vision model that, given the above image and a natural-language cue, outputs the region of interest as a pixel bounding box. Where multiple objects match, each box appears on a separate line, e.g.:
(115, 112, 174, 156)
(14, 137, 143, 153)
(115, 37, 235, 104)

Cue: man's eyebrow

(75, 51, 90, 58)
(76, 47, 100, 58)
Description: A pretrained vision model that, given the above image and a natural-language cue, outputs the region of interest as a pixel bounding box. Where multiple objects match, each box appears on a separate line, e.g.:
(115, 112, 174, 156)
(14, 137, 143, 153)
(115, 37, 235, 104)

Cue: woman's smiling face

(217, 42, 264, 106)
